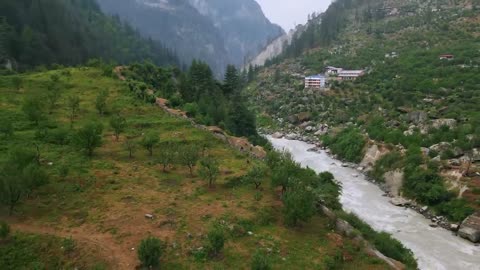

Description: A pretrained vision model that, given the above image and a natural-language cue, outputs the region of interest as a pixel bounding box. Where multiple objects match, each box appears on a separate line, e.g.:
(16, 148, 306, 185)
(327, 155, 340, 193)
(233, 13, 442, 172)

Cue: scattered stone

(271, 132, 284, 139)
(247, 231, 253, 236)
(421, 206, 429, 213)
(429, 224, 438, 228)
(145, 214, 154, 219)
(450, 224, 459, 231)
(431, 118, 457, 129)
(352, 174, 359, 178)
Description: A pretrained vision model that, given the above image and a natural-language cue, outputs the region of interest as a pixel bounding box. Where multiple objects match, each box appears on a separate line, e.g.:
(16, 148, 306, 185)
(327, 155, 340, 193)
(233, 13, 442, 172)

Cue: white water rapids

(269, 137, 480, 270)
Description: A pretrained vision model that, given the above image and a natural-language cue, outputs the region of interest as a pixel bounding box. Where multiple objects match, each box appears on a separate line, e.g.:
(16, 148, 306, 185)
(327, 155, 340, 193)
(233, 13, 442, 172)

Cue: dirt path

(11, 222, 137, 270)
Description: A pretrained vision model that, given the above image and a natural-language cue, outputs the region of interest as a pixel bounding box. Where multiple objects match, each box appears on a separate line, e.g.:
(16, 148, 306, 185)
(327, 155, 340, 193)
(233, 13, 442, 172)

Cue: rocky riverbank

(264, 129, 480, 244)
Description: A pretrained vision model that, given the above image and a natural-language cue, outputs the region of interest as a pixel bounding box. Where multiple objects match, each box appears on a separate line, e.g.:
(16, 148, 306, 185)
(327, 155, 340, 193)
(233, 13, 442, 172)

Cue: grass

(0, 67, 391, 269)
(0, 232, 107, 270)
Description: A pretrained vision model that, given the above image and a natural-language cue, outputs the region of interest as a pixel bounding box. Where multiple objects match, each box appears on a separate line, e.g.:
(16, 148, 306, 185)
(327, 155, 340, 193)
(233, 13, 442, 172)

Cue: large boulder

(431, 118, 457, 129)
(458, 212, 480, 243)
(407, 111, 428, 124)
(360, 144, 389, 170)
(472, 148, 480, 162)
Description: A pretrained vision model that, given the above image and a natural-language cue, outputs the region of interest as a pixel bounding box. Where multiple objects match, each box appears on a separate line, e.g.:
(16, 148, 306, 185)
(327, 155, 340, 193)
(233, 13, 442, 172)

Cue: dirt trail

(11, 222, 137, 270)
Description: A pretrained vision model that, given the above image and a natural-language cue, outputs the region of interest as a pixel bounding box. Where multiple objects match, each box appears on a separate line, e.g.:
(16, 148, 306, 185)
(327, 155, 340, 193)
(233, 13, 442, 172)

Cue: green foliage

(109, 114, 127, 141)
(45, 75, 62, 113)
(95, 90, 109, 116)
(435, 199, 474, 222)
(371, 152, 404, 182)
(22, 95, 45, 125)
(177, 144, 201, 176)
(141, 131, 159, 156)
(337, 212, 417, 269)
(62, 237, 76, 253)
(137, 236, 164, 268)
(74, 122, 103, 157)
(0, 147, 48, 215)
(0, 0, 178, 70)
(244, 164, 268, 189)
(250, 249, 272, 270)
(124, 137, 137, 159)
(157, 142, 175, 173)
(198, 157, 220, 188)
(67, 95, 80, 127)
(207, 224, 225, 258)
(323, 128, 366, 163)
(255, 207, 276, 226)
(282, 182, 316, 227)
(0, 221, 10, 239)
(0, 117, 14, 138)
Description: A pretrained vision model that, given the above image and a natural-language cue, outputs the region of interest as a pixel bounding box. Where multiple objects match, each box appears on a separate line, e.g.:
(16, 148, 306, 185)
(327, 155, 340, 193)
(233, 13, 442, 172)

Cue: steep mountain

(247, 0, 480, 226)
(187, 0, 284, 66)
(0, 0, 178, 70)
(95, 0, 283, 75)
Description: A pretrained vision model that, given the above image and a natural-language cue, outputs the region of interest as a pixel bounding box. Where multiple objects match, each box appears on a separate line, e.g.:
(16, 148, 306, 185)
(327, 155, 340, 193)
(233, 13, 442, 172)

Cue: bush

(138, 236, 164, 268)
(251, 249, 272, 270)
(435, 199, 474, 222)
(256, 207, 276, 226)
(337, 212, 417, 269)
(207, 225, 225, 257)
(323, 127, 366, 162)
(0, 221, 10, 239)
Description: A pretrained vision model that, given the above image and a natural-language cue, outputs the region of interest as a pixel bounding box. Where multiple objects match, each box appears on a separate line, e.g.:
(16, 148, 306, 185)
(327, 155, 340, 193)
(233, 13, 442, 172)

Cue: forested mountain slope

(0, 0, 178, 71)
(248, 0, 480, 226)
(96, 0, 283, 75)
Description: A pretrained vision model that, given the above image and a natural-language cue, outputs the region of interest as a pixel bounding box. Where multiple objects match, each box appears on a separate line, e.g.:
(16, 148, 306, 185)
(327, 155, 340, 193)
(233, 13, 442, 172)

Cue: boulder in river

(458, 212, 480, 243)
(271, 132, 284, 139)
(389, 197, 411, 207)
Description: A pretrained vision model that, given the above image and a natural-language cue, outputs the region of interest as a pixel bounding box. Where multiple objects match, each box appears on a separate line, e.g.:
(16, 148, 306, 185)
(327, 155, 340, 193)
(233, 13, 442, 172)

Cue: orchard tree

(124, 137, 136, 159)
(157, 142, 175, 172)
(22, 96, 45, 125)
(0, 147, 49, 215)
(198, 157, 220, 188)
(67, 95, 80, 127)
(110, 114, 127, 141)
(245, 164, 268, 189)
(74, 122, 103, 157)
(178, 144, 200, 176)
(95, 90, 108, 115)
(46, 74, 62, 113)
(141, 131, 159, 156)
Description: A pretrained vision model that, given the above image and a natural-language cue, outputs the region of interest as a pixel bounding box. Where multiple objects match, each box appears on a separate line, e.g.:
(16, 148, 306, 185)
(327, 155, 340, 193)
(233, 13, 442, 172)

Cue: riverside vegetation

(0, 62, 417, 269)
(247, 0, 480, 225)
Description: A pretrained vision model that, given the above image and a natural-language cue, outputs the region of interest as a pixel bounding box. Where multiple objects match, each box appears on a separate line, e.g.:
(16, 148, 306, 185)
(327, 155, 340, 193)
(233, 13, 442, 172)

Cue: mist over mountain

(96, 0, 284, 75)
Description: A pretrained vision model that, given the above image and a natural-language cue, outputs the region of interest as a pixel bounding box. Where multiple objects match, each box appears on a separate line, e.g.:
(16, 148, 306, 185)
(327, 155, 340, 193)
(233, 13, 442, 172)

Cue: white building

(338, 70, 365, 80)
(305, 74, 327, 89)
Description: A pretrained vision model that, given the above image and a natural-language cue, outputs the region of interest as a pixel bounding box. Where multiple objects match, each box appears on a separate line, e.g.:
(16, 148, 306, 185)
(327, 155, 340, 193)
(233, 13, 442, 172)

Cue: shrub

(251, 249, 272, 270)
(62, 237, 75, 253)
(256, 207, 276, 226)
(207, 225, 225, 257)
(323, 127, 366, 162)
(0, 221, 10, 239)
(138, 236, 164, 268)
(435, 199, 474, 222)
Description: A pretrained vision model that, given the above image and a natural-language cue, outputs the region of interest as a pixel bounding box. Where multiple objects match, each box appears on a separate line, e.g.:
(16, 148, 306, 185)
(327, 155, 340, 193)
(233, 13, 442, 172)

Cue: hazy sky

(256, 0, 332, 31)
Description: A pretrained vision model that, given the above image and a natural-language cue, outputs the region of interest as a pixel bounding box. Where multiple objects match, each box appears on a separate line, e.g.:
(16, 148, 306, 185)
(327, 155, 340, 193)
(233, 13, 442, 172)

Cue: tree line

(0, 0, 178, 71)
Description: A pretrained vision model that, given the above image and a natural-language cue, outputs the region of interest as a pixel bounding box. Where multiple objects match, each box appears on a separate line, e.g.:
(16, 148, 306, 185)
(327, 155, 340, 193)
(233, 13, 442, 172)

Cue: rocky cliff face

(96, 0, 283, 75)
(188, 0, 284, 67)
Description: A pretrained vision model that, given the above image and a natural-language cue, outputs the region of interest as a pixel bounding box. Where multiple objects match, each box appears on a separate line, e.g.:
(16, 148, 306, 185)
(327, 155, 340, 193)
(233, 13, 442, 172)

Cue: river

(269, 137, 480, 270)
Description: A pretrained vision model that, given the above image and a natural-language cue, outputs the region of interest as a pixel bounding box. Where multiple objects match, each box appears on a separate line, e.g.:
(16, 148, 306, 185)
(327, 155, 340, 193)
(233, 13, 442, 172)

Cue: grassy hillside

(0, 67, 396, 269)
(247, 0, 480, 222)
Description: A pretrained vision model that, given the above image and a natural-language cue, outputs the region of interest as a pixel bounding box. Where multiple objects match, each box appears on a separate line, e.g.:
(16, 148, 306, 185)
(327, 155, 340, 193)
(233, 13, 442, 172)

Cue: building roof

(339, 70, 364, 75)
(305, 74, 326, 79)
